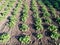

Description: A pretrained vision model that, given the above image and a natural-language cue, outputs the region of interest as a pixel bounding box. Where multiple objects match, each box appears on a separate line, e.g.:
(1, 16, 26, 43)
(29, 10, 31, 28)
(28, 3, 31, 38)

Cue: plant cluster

(31, 0, 43, 31)
(0, 33, 10, 43)
(19, 35, 30, 44)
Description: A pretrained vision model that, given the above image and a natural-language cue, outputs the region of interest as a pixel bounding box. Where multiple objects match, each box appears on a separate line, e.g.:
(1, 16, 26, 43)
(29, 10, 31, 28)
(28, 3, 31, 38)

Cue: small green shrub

(19, 35, 30, 44)
(19, 24, 29, 32)
(36, 34, 43, 39)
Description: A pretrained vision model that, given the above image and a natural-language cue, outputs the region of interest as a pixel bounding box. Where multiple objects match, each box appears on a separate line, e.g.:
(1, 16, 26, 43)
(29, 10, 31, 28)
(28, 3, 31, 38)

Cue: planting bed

(0, 0, 60, 45)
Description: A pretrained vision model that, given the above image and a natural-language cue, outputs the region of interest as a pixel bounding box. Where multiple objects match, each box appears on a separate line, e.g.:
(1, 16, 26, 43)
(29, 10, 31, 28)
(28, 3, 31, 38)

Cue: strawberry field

(0, 0, 60, 45)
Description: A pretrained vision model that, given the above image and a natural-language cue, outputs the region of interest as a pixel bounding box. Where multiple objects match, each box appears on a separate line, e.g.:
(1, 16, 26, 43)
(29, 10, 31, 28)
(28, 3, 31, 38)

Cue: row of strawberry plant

(37, 0, 50, 17)
(41, 0, 60, 30)
(31, 0, 43, 41)
(18, 1, 30, 44)
(42, 0, 57, 18)
(31, 0, 43, 31)
(19, 0, 29, 32)
(20, 1, 29, 23)
(18, 33, 43, 44)
(8, 0, 23, 28)
(37, 0, 53, 24)
(0, 0, 16, 21)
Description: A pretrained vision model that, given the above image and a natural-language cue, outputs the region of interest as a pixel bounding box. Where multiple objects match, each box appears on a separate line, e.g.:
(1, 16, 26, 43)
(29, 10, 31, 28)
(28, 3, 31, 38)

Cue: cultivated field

(0, 0, 60, 45)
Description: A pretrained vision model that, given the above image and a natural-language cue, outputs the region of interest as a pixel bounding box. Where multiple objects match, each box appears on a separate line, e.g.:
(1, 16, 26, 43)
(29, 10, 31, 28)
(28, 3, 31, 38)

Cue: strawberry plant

(44, 17, 52, 24)
(19, 24, 29, 32)
(34, 17, 42, 25)
(51, 32, 60, 41)
(43, 12, 50, 17)
(36, 33, 43, 39)
(48, 24, 58, 32)
(19, 35, 30, 44)
(0, 33, 10, 43)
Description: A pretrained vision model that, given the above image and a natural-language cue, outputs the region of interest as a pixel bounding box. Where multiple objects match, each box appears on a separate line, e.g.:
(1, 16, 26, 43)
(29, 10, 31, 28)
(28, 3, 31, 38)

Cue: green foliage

(21, 2, 29, 22)
(48, 25, 58, 32)
(19, 35, 30, 44)
(51, 32, 60, 41)
(0, 33, 10, 43)
(34, 17, 42, 25)
(8, 16, 17, 28)
(0, 0, 9, 10)
(19, 24, 29, 32)
(42, 0, 57, 17)
(34, 17, 43, 30)
(44, 17, 52, 24)
(31, 0, 38, 13)
(48, 0, 60, 10)
(43, 12, 50, 17)
(35, 24, 43, 31)
(31, 0, 43, 31)
(8, 0, 22, 28)
(0, 0, 16, 21)
(0, 0, 2, 2)
(56, 17, 60, 24)
(36, 34, 43, 39)
(37, 0, 50, 17)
